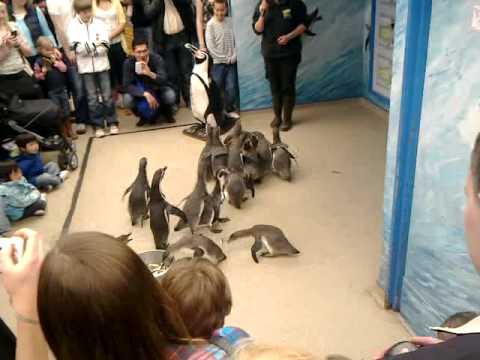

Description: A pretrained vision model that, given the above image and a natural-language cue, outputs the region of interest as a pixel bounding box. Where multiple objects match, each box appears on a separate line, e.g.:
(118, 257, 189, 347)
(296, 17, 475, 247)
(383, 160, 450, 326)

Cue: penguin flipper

(168, 204, 189, 225)
(250, 238, 263, 264)
(174, 218, 188, 232)
(122, 184, 133, 199)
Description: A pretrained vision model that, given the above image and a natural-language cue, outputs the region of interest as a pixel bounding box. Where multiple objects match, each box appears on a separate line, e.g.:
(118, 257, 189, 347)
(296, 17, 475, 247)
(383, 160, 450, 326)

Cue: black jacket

(391, 334, 480, 360)
(143, 0, 196, 50)
(123, 52, 170, 97)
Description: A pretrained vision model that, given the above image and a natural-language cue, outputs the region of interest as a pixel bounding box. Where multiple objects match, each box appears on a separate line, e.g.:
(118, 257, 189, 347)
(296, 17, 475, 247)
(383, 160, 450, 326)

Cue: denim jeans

(124, 86, 177, 122)
(211, 63, 239, 112)
(0, 197, 11, 235)
(48, 87, 70, 120)
(66, 63, 89, 124)
(82, 71, 118, 128)
(134, 27, 153, 49)
(161, 31, 193, 106)
(35, 162, 61, 189)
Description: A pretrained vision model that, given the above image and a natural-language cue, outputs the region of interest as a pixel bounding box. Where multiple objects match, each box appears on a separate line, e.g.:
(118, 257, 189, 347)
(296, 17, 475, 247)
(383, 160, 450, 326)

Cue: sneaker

(33, 209, 46, 216)
(40, 193, 48, 202)
(76, 123, 87, 135)
(59, 170, 70, 182)
(110, 125, 119, 135)
(227, 112, 240, 119)
(95, 128, 106, 138)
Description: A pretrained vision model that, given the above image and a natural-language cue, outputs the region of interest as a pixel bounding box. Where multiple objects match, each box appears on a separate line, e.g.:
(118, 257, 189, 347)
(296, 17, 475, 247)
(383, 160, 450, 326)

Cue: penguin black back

(123, 157, 150, 226)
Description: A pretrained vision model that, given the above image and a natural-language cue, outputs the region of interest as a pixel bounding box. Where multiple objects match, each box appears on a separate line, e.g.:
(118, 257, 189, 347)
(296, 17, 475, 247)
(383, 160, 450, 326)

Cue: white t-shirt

(95, 5, 122, 44)
(164, 0, 184, 35)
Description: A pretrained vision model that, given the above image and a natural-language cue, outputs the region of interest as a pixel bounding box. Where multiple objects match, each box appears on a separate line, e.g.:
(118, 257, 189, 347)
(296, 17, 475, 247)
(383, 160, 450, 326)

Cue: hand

(373, 337, 443, 360)
(140, 62, 153, 77)
(66, 50, 76, 64)
(277, 34, 291, 46)
(229, 54, 237, 64)
(144, 92, 159, 110)
(53, 48, 63, 60)
(5, 34, 19, 48)
(54, 60, 67, 72)
(259, 0, 269, 14)
(0, 228, 45, 320)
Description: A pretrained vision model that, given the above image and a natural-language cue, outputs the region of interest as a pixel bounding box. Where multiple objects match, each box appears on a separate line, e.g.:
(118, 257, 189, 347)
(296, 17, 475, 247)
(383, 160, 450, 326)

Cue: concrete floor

(0, 99, 410, 359)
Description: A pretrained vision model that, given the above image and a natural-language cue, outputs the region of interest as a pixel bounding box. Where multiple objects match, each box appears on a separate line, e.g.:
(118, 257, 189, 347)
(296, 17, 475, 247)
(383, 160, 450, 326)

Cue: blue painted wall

(383, 0, 480, 335)
(231, 0, 367, 110)
(380, 0, 407, 290)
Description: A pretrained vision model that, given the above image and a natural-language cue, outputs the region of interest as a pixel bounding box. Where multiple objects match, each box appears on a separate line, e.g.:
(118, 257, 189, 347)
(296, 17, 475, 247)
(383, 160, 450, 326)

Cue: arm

(36, 7, 58, 48)
(195, 0, 206, 50)
(253, 1, 266, 34)
(148, 53, 168, 84)
(205, 22, 229, 63)
(109, 0, 127, 41)
(123, 58, 145, 97)
(0, 229, 49, 360)
(49, 14, 70, 52)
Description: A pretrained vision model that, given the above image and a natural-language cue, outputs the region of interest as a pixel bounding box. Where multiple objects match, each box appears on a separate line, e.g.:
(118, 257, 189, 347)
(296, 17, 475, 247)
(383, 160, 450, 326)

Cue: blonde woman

(93, 0, 127, 102)
(0, 1, 42, 99)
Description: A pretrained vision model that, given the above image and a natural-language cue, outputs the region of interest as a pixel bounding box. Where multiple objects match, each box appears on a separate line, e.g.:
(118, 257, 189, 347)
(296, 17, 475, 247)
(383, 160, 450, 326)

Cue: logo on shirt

(282, 8, 292, 19)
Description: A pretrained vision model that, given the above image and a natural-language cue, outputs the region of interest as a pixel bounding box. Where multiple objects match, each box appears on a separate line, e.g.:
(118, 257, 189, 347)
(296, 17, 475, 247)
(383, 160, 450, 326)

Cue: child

(0, 160, 47, 234)
(15, 134, 69, 191)
(161, 258, 251, 357)
(34, 36, 76, 140)
(68, 0, 119, 138)
(205, 0, 240, 119)
(436, 311, 478, 341)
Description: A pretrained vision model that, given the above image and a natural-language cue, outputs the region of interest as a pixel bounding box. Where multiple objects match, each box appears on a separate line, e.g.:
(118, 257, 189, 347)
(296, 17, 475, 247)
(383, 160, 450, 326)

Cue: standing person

(195, 0, 214, 51)
(131, 0, 154, 48)
(205, 0, 239, 119)
(32, 0, 57, 43)
(7, 0, 57, 65)
(123, 37, 177, 126)
(144, 0, 196, 107)
(93, 0, 128, 105)
(46, 0, 89, 135)
(0, 1, 43, 100)
(253, 0, 307, 131)
(68, 0, 119, 138)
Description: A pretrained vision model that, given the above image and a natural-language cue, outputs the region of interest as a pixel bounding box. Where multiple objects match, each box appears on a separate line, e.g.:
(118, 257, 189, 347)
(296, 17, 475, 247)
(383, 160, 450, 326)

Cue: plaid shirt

(165, 327, 251, 360)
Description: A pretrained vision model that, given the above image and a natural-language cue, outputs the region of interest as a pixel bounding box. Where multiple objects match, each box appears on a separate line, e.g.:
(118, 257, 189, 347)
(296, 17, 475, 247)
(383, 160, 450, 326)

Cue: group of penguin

(123, 120, 300, 265)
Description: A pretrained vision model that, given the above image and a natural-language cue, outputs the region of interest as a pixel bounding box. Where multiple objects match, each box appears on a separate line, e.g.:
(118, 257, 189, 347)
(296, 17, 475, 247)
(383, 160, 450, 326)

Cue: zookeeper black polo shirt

(252, 0, 307, 59)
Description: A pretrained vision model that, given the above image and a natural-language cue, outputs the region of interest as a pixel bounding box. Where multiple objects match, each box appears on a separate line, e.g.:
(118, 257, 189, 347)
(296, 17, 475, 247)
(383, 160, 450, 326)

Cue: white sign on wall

(472, 5, 480, 31)
(372, 0, 396, 99)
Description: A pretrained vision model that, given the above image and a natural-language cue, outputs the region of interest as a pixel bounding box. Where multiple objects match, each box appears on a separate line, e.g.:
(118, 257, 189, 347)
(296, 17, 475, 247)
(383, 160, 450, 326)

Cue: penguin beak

(185, 43, 207, 60)
(185, 43, 199, 55)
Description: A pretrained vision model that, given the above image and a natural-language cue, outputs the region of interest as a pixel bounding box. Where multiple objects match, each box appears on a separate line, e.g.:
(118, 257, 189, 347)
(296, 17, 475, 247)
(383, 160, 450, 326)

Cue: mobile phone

(135, 61, 143, 74)
(11, 30, 17, 37)
(0, 236, 25, 260)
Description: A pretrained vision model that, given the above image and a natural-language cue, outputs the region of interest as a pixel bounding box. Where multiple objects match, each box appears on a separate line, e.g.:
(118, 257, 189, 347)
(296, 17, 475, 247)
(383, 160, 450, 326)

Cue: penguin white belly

(261, 236, 274, 255)
(190, 75, 209, 120)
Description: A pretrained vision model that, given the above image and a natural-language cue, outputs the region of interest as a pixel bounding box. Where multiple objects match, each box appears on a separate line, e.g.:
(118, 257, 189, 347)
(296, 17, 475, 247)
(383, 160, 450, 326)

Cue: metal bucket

(138, 250, 170, 279)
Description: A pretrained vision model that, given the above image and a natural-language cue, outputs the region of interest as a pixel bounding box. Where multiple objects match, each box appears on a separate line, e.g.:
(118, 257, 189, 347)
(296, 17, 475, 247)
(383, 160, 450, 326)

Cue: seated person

(123, 37, 177, 126)
(0, 161, 47, 234)
(161, 258, 251, 357)
(15, 134, 69, 191)
(34, 36, 76, 140)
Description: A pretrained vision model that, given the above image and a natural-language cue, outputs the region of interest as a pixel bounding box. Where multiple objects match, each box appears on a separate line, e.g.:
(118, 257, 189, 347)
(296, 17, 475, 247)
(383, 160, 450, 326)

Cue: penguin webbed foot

(218, 217, 230, 223)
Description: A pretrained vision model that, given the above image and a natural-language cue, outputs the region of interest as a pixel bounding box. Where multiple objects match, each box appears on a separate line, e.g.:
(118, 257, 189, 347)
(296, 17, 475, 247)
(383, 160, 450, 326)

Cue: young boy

(15, 134, 69, 191)
(161, 258, 250, 357)
(0, 161, 47, 234)
(68, 0, 119, 138)
(205, 0, 240, 119)
(34, 36, 76, 140)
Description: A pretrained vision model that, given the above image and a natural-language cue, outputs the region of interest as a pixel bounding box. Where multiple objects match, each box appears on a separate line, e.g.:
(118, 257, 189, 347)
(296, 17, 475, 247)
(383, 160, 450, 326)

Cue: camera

(10, 30, 17, 37)
(0, 236, 25, 259)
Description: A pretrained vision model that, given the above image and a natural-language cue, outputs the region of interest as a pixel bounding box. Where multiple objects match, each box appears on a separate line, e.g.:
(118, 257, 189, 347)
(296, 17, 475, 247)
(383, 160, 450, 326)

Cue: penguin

(304, 8, 323, 37)
(116, 233, 133, 244)
(163, 233, 227, 265)
(225, 132, 255, 209)
(200, 125, 228, 181)
(228, 225, 300, 264)
(325, 356, 352, 360)
(242, 132, 268, 183)
(174, 156, 216, 233)
(199, 168, 230, 233)
(251, 131, 273, 168)
(184, 43, 234, 137)
(271, 127, 296, 181)
(384, 342, 418, 359)
(149, 167, 189, 250)
(123, 157, 150, 226)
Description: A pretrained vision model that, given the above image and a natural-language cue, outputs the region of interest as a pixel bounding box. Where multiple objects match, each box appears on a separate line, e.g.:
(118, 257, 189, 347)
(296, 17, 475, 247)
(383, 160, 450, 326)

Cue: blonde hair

(36, 36, 52, 48)
(73, 0, 92, 13)
(235, 343, 315, 360)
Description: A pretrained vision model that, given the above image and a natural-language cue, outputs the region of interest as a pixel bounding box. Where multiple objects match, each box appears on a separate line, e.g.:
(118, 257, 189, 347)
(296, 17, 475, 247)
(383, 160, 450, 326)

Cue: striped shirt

(205, 17, 236, 64)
